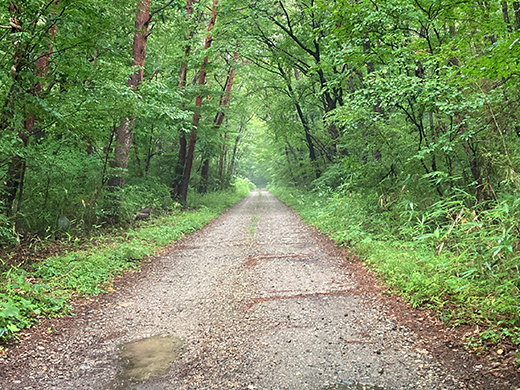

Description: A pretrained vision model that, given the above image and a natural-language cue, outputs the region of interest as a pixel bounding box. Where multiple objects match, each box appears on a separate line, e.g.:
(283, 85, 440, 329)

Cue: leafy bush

(270, 184, 520, 348)
(0, 212, 17, 247)
(0, 184, 251, 342)
(0, 269, 69, 340)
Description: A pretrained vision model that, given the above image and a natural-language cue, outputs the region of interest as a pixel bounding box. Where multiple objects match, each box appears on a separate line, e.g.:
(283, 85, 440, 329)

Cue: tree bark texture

(179, 0, 217, 204)
(178, 0, 196, 89)
(172, 134, 187, 199)
(108, 0, 150, 190)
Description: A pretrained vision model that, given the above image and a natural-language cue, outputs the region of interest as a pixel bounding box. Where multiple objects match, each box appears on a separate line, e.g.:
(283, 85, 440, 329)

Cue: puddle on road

(324, 381, 392, 390)
(115, 334, 184, 388)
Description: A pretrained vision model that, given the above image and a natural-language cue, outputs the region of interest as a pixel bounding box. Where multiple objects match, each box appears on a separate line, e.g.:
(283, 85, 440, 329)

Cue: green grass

(269, 185, 520, 353)
(0, 182, 252, 342)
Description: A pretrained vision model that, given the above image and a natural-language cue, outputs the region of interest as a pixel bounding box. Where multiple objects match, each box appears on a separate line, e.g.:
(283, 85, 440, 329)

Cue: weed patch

(0, 184, 251, 342)
(269, 185, 520, 351)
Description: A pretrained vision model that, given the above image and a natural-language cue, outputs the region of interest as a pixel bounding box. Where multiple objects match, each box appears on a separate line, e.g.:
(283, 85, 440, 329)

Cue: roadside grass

(0, 180, 252, 342)
(269, 185, 520, 357)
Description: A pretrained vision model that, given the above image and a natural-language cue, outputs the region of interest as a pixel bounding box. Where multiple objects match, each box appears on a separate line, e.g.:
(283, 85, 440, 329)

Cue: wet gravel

(0, 190, 515, 389)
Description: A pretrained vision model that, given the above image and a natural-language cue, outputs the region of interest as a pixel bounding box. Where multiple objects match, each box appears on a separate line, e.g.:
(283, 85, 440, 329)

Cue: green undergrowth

(0, 181, 252, 342)
(269, 185, 520, 354)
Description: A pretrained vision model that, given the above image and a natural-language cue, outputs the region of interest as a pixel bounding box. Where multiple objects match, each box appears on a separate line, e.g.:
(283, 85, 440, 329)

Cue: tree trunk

(294, 101, 317, 163)
(203, 52, 238, 192)
(218, 140, 226, 181)
(514, 2, 520, 30)
(4, 156, 25, 216)
(285, 145, 296, 185)
(107, 0, 150, 191)
(214, 53, 238, 127)
(228, 125, 242, 175)
(172, 134, 187, 199)
(179, 0, 217, 204)
(503, 1, 512, 31)
(144, 125, 154, 177)
(279, 64, 318, 168)
(456, 114, 483, 201)
(3, 1, 58, 216)
(283, 73, 319, 178)
(171, 42, 190, 199)
(172, 0, 197, 200)
(199, 158, 210, 193)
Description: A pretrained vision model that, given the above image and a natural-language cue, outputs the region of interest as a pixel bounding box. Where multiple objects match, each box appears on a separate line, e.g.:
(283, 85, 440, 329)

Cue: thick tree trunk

(179, 0, 217, 204)
(107, 0, 150, 191)
(108, 118, 135, 189)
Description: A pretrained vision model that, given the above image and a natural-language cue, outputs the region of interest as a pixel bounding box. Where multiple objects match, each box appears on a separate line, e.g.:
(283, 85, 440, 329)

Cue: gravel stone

(0, 191, 517, 389)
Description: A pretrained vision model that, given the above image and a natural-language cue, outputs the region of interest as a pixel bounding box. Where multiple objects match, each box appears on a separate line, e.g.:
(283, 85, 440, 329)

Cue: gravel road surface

(0, 190, 514, 389)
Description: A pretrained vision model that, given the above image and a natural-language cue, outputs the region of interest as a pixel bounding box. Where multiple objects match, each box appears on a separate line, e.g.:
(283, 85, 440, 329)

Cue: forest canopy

(1, 0, 520, 351)
(0, 0, 519, 252)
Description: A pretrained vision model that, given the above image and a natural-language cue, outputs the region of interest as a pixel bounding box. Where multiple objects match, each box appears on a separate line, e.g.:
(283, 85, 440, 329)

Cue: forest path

(0, 190, 497, 389)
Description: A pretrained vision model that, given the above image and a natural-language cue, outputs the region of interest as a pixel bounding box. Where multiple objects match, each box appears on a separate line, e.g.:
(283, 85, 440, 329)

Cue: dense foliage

(0, 179, 251, 340)
(1, 0, 520, 353)
(0, 0, 252, 341)
(0, 0, 248, 246)
(233, 0, 520, 352)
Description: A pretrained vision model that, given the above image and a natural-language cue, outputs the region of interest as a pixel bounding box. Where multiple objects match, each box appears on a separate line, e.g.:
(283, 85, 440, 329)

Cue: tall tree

(107, 0, 151, 192)
(199, 52, 239, 193)
(179, 0, 217, 203)
(172, 0, 197, 200)
(2, 1, 61, 217)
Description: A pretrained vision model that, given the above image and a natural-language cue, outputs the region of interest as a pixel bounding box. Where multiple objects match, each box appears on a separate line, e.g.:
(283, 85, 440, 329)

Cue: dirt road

(0, 191, 514, 389)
